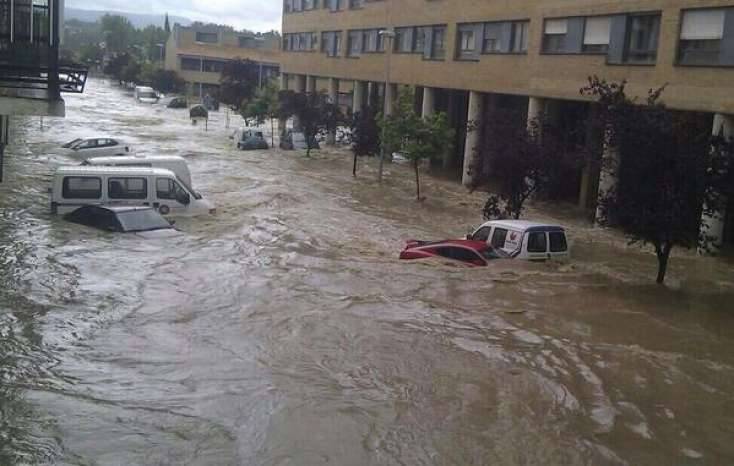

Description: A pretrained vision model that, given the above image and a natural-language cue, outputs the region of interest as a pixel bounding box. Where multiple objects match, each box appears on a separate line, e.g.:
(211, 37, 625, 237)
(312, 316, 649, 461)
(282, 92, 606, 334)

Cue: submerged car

(234, 129, 269, 150)
(62, 137, 131, 158)
(280, 130, 318, 151)
(399, 239, 508, 267)
(467, 220, 569, 261)
(166, 96, 188, 109)
(134, 86, 159, 104)
(64, 205, 179, 237)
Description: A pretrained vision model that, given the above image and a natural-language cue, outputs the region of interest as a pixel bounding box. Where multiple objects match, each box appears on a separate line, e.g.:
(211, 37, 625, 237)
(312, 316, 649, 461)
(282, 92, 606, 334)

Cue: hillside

(65, 7, 191, 29)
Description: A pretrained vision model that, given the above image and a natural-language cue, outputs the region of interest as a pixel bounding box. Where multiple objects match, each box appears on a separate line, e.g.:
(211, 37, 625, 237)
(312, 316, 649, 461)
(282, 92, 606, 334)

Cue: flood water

(1, 79, 734, 465)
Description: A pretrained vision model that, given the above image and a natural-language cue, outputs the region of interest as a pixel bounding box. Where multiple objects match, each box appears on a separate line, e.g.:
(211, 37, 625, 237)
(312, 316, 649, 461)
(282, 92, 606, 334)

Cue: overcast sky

(66, 0, 282, 32)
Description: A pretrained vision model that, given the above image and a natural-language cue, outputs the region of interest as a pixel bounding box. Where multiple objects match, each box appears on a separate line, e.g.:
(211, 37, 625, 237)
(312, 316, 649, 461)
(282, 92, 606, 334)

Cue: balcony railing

(0, 0, 88, 98)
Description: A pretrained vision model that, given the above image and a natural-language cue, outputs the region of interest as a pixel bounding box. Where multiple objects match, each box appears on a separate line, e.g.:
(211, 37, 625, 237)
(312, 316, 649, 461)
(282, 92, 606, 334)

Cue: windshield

(63, 138, 83, 148)
(480, 247, 509, 260)
(139, 92, 157, 99)
(176, 177, 202, 200)
(116, 209, 171, 232)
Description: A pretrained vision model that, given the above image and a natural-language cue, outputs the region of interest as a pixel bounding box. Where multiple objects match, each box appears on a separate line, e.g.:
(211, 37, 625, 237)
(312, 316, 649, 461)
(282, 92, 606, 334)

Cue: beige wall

(282, 0, 734, 114)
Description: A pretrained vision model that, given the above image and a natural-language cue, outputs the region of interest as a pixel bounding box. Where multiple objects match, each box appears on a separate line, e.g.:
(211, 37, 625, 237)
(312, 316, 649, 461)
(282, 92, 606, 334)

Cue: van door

(155, 177, 192, 215)
(502, 229, 523, 256)
(547, 230, 569, 259)
(524, 231, 549, 261)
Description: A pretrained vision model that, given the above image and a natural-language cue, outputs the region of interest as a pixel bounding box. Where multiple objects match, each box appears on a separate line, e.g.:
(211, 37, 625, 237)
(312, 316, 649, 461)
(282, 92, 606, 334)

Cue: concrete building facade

(281, 0, 734, 246)
(164, 24, 281, 99)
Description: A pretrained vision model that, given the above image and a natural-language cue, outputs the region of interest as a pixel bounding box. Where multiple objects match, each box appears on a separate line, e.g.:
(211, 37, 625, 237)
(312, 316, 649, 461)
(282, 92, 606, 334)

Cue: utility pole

(377, 28, 395, 183)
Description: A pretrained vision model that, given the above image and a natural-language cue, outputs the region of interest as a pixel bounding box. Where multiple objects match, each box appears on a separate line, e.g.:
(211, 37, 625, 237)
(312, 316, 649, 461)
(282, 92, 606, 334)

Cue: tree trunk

(270, 118, 275, 148)
(655, 242, 672, 284)
(353, 152, 358, 177)
(414, 159, 421, 200)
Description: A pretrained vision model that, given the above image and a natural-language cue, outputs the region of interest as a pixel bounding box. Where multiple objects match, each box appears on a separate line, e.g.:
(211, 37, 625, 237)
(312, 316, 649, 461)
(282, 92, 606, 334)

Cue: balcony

(0, 0, 88, 117)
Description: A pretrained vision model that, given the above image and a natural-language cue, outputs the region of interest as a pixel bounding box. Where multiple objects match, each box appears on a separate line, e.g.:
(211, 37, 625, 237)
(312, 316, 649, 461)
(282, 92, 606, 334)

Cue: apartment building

(281, 0, 734, 245)
(164, 23, 281, 99)
(0, 0, 86, 181)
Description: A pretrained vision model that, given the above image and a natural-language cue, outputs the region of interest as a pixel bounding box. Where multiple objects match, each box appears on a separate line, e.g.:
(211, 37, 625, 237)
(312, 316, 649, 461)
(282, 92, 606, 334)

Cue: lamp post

(377, 27, 395, 183)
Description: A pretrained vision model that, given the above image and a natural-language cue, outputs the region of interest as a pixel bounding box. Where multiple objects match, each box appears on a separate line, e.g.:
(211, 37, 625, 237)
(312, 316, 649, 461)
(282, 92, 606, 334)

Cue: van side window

(527, 232, 547, 253)
(472, 226, 491, 242)
(490, 228, 508, 248)
(156, 178, 175, 199)
(62, 177, 102, 199)
(108, 177, 147, 199)
(549, 231, 567, 252)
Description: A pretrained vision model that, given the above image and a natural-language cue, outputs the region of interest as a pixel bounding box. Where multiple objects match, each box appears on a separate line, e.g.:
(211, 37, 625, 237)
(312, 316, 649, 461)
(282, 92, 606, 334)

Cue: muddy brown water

(1, 79, 733, 465)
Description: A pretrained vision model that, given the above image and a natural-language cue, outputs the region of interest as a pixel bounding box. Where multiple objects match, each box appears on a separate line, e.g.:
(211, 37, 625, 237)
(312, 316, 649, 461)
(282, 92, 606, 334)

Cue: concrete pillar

(595, 125, 620, 224)
(352, 80, 366, 114)
(367, 82, 376, 106)
(306, 75, 317, 94)
(527, 96, 544, 133)
(701, 113, 734, 249)
(579, 105, 599, 210)
(462, 91, 484, 186)
(327, 78, 339, 144)
(279, 73, 288, 91)
(421, 87, 435, 119)
(384, 83, 397, 116)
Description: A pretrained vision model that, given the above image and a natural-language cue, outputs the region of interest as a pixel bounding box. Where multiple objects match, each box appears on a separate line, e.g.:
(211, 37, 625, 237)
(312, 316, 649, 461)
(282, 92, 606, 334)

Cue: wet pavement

(1, 79, 734, 465)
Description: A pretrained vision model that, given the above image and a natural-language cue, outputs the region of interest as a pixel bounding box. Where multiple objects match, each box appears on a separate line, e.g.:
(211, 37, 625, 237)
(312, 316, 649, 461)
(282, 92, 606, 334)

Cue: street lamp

(378, 27, 395, 183)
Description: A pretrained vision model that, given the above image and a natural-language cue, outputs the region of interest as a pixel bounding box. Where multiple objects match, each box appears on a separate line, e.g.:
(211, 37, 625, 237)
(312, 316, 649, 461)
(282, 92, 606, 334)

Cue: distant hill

(65, 7, 191, 28)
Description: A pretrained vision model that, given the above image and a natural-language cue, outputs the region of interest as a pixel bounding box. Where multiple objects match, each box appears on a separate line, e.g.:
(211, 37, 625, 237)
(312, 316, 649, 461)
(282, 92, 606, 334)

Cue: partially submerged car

(166, 96, 188, 109)
(64, 205, 180, 238)
(399, 239, 508, 267)
(134, 86, 159, 104)
(233, 128, 269, 150)
(62, 137, 131, 159)
(467, 220, 569, 261)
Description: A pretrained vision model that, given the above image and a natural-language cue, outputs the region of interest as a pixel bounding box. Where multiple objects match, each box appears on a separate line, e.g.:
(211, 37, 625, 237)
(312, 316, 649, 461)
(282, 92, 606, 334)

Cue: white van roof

(85, 155, 187, 164)
(480, 220, 565, 231)
(135, 86, 155, 91)
(54, 166, 176, 177)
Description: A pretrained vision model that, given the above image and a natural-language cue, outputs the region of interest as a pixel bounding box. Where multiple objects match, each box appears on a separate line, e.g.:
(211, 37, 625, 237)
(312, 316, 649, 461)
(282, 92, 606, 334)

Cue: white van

(468, 220, 569, 261)
(83, 155, 194, 191)
(50, 166, 214, 217)
(134, 86, 159, 104)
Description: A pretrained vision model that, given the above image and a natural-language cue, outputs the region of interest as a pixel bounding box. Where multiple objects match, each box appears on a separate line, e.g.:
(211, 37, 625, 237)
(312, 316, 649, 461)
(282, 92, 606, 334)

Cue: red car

(399, 239, 509, 267)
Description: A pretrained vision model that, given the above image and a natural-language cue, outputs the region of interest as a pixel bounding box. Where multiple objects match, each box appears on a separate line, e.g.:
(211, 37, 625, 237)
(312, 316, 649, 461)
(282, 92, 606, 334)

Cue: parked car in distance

(64, 205, 180, 237)
(83, 155, 196, 192)
(134, 86, 159, 103)
(166, 96, 188, 109)
(467, 220, 569, 261)
(233, 128, 269, 150)
(399, 239, 508, 267)
(62, 137, 131, 159)
(50, 166, 215, 217)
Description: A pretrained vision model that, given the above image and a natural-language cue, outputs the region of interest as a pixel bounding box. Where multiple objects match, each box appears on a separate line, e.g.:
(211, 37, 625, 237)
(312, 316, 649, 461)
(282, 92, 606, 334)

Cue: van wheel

(159, 205, 170, 215)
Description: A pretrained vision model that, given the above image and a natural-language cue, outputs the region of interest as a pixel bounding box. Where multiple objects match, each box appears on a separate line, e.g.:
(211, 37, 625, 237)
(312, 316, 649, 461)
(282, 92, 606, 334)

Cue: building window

(625, 14, 660, 64)
(543, 19, 567, 53)
(284, 0, 293, 13)
(239, 36, 255, 48)
(459, 29, 475, 55)
(583, 16, 611, 53)
(430, 25, 446, 59)
(195, 32, 218, 44)
(202, 60, 223, 72)
(414, 27, 426, 53)
(510, 21, 529, 53)
(678, 9, 727, 66)
(394, 27, 412, 52)
(326, 0, 343, 12)
(349, 0, 362, 8)
(363, 29, 378, 52)
(348, 30, 361, 56)
(483, 23, 501, 53)
(181, 57, 200, 71)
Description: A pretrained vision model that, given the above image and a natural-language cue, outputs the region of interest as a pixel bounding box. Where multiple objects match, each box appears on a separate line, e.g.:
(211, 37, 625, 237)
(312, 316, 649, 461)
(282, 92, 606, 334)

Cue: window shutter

(499, 22, 513, 53)
(545, 19, 568, 35)
(681, 9, 725, 40)
(584, 16, 612, 44)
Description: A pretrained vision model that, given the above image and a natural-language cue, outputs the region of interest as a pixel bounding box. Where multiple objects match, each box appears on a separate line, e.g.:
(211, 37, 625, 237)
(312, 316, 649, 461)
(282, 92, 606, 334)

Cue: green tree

(380, 89, 454, 200)
(164, 13, 171, 34)
(120, 58, 142, 84)
(104, 52, 132, 84)
(278, 90, 343, 157)
(219, 59, 260, 111)
(242, 80, 280, 147)
(349, 105, 381, 177)
(100, 14, 135, 53)
(582, 76, 734, 284)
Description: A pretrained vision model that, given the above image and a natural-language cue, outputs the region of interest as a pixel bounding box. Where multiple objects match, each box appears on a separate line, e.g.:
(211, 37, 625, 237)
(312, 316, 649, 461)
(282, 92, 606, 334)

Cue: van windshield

(139, 92, 157, 99)
(176, 177, 202, 200)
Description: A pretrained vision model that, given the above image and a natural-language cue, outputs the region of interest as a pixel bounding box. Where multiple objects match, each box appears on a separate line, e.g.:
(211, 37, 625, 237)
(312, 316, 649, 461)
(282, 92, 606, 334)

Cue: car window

(527, 232, 548, 253)
(490, 228, 508, 248)
(435, 246, 483, 262)
(549, 231, 567, 252)
(108, 177, 148, 199)
(472, 226, 491, 242)
(62, 177, 102, 199)
(76, 139, 96, 149)
(156, 178, 176, 200)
